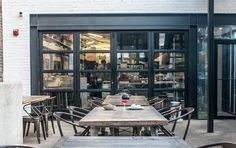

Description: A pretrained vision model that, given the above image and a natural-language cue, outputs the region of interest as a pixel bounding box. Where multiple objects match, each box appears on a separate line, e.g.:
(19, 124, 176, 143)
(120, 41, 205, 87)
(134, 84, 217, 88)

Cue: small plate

(126, 106, 144, 110)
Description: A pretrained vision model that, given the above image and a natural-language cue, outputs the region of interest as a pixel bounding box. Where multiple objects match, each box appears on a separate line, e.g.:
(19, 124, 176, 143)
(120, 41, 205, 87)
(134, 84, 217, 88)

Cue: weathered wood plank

(103, 95, 149, 106)
(52, 136, 192, 148)
(79, 106, 168, 127)
(22, 95, 51, 104)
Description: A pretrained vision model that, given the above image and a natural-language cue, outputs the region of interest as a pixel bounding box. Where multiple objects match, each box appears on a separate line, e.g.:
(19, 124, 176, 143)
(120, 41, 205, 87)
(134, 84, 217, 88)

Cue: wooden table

(79, 106, 168, 136)
(52, 136, 191, 148)
(22, 95, 51, 104)
(103, 95, 149, 106)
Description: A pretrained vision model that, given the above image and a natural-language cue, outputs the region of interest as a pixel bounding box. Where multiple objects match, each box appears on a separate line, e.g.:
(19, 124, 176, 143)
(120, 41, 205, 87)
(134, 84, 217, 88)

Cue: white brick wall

(2, 0, 236, 95)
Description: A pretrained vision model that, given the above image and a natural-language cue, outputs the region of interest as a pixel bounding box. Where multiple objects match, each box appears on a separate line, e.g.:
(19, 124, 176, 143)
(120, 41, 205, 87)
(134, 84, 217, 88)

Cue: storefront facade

(3, 0, 236, 119)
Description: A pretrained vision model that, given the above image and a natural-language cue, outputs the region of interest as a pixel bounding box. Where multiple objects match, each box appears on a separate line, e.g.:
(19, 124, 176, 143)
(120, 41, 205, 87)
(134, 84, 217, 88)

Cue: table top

(79, 106, 168, 127)
(103, 95, 149, 106)
(22, 95, 51, 104)
(52, 136, 191, 148)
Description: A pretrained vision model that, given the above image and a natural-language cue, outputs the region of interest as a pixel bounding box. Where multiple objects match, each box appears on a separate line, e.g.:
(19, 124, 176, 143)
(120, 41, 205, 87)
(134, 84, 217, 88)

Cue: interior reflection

(80, 33, 110, 50)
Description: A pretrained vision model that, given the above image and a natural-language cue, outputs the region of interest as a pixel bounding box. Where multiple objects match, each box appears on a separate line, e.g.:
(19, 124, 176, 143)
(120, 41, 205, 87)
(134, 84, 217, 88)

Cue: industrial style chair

(23, 104, 46, 144)
(158, 107, 195, 140)
(53, 111, 90, 137)
(197, 142, 236, 148)
(42, 96, 56, 137)
(148, 97, 165, 110)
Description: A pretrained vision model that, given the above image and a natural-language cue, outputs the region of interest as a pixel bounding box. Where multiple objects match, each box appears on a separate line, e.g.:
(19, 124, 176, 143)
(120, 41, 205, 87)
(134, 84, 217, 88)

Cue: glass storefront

(40, 31, 188, 108)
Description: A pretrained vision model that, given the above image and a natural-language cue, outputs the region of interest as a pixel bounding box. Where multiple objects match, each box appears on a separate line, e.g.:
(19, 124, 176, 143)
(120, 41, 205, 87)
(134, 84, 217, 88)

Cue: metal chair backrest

(68, 106, 90, 117)
(53, 111, 86, 136)
(165, 107, 195, 140)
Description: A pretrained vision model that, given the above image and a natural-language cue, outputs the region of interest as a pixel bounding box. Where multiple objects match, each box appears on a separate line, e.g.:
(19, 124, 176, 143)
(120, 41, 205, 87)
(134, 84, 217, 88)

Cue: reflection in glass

(154, 53, 185, 69)
(117, 32, 148, 50)
(80, 33, 110, 50)
(118, 72, 148, 90)
(43, 34, 73, 51)
(154, 72, 185, 89)
(117, 53, 148, 70)
(214, 26, 236, 39)
(43, 73, 73, 89)
(43, 53, 73, 70)
(154, 33, 185, 50)
(80, 72, 111, 89)
(80, 92, 110, 107)
(43, 92, 74, 108)
(197, 27, 208, 119)
(154, 91, 184, 102)
(80, 53, 111, 70)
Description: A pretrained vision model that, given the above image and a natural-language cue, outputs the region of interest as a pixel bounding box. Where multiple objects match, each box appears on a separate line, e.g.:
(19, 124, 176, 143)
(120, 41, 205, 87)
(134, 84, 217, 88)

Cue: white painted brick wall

(2, 0, 236, 95)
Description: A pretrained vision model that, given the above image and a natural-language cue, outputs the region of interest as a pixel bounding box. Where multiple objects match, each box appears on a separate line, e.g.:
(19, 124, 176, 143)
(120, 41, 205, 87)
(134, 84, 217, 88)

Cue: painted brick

(0, 0, 2, 82)
(2, 0, 236, 94)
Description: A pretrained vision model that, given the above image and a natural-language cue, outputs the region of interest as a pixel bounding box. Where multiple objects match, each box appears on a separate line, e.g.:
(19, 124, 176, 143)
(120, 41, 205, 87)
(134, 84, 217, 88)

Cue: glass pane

(43, 73, 73, 89)
(117, 32, 148, 50)
(80, 33, 110, 50)
(132, 91, 148, 97)
(154, 53, 185, 69)
(118, 72, 148, 90)
(217, 44, 236, 117)
(43, 53, 73, 70)
(80, 72, 111, 89)
(154, 33, 185, 50)
(80, 92, 110, 107)
(117, 53, 148, 70)
(80, 53, 111, 70)
(154, 91, 185, 103)
(154, 72, 185, 89)
(197, 27, 208, 119)
(214, 26, 236, 39)
(43, 34, 73, 51)
(43, 91, 74, 108)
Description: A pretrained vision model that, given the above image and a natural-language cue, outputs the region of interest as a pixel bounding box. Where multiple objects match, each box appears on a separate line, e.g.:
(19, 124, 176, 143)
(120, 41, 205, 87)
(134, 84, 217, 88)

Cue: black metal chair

(0, 145, 36, 148)
(68, 106, 90, 117)
(53, 111, 90, 137)
(197, 142, 236, 148)
(158, 107, 195, 140)
(42, 96, 56, 137)
(23, 104, 46, 144)
(148, 97, 165, 110)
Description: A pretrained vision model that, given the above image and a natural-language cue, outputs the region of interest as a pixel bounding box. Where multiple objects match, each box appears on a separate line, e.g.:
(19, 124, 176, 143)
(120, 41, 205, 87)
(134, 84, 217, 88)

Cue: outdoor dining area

(20, 93, 196, 148)
(0, 82, 235, 148)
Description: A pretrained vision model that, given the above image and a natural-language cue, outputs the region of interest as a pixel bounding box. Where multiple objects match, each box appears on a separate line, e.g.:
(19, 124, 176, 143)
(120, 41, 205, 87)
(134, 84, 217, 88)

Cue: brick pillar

(0, 0, 3, 82)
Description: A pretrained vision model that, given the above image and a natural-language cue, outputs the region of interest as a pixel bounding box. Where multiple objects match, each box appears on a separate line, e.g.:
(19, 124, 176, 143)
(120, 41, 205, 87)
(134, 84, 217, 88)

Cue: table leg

(150, 126, 159, 136)
(90, 126, 99, 136)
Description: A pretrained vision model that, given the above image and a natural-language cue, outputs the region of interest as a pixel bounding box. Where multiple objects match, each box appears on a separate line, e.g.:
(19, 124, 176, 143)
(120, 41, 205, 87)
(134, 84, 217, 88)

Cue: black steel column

(207, 0, 214, 133)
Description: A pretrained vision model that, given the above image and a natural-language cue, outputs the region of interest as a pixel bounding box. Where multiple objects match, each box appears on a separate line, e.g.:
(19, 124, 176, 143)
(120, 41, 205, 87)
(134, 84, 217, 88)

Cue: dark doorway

(215, 40, 236, 118)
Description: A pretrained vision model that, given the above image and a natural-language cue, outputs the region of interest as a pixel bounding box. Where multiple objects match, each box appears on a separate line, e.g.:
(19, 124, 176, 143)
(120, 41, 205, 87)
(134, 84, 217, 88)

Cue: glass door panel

(79, 33, 112, 107)
(41, 33, 74, 108)
(153, 32, 187, 103)
(217, 44, 236, 117)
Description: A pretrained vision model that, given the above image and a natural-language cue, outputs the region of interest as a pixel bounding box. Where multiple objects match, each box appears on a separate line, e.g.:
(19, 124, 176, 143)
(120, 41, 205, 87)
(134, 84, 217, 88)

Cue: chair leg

(26, 122, 31, 136)
(50, 116, 55, 134)
(41, 120, 46, 140)
(35, 120, 40, 144)
(34, 123, 36, 133)
(56, 119, 63, 137)
(43, 114, 49, 137)
(23, 121, 27, 137)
